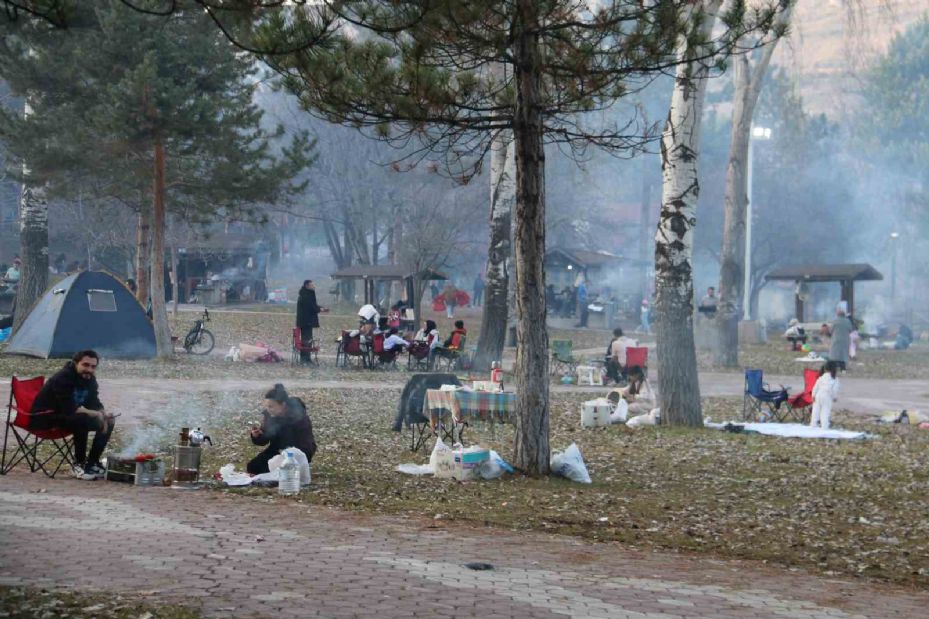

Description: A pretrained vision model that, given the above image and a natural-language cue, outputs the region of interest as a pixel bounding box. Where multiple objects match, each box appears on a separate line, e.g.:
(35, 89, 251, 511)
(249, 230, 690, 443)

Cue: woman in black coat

(247, 384, 317, 474)
(296, 280, 321, 362)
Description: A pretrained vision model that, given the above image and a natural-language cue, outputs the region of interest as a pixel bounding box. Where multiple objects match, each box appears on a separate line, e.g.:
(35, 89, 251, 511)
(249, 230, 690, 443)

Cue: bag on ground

(550, 442, 592, 484)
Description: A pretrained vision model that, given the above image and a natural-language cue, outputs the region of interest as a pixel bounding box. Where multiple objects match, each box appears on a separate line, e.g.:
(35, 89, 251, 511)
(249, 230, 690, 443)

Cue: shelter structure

(545, 248, 625, 291)
(5, 271, 155, 359)
(765, 263, 883, 321)
(175, 234, 271, 304)
(330, 265, 448, 307)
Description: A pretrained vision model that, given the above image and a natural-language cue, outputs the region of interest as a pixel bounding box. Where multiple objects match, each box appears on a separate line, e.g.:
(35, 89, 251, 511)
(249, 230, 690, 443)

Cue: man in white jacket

(810, 361, 840, 429)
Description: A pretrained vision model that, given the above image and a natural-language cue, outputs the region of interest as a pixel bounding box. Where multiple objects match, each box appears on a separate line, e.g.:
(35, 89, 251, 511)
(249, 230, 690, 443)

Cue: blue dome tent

(5, 271, 156, 359)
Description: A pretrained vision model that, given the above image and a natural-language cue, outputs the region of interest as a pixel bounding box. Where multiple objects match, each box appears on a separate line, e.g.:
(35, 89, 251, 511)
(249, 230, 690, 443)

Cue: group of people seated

(341, 308, 467, 368)
(604, 327, 638, 385)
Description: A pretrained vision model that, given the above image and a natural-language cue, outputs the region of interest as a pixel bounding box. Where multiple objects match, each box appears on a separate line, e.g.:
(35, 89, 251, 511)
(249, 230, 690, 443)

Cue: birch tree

(13, 110, 47, 333)
(655, 0, 722, 427)
(715, 0, 793, 366)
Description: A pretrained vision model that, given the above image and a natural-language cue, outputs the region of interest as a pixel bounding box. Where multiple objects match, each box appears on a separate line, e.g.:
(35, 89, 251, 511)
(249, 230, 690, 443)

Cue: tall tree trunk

(715, 54, 751, 367)
(511, 0, 549, 475)
(12, 180, 48, 334)
(639, 155, 653, 308)
(135, 205, 152, 307)
(171, 244, 179, 317)
(150, 136, 172, 358)
(715, 3, 793, 366)
(473, 130, 515, 372)
(655, 1, 720, 428)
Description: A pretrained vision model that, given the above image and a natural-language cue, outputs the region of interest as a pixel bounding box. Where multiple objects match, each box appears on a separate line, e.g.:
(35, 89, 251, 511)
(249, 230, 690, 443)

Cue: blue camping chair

(742, 369, 789, 422)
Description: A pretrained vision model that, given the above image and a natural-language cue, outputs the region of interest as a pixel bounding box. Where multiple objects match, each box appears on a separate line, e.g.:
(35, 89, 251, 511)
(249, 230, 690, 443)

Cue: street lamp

(743, 124, 772, 320)
(890, 232, 899, 301)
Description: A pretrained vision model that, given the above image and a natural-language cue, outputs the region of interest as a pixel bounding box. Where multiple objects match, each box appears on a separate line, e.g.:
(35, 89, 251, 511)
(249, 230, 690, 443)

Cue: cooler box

(453, 447, 490, 481)
(581, 398, 612, 428)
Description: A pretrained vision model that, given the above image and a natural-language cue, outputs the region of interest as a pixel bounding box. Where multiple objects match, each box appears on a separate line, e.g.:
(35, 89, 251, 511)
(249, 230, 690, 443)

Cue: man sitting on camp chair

(30, 350, 116, 480)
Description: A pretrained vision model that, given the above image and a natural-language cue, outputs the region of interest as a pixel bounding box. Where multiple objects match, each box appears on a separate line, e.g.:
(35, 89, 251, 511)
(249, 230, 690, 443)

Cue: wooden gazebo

(330, 264, 448, 307)
(765, 263, 883, 321)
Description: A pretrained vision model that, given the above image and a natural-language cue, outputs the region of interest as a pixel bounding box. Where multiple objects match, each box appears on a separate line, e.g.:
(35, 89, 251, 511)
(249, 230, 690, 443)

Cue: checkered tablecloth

(424, 389, 516, 427)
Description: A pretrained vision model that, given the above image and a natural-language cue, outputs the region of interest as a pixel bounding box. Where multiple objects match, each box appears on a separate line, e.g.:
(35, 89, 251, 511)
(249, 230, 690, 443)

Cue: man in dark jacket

(296, 280, 322, 363)
(31, 350, 115, 480)
(247, 383, 317, 474)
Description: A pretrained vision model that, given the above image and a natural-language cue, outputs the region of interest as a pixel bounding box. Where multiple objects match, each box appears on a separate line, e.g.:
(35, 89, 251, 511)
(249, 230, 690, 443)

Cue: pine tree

(258, 0, 784, 472)
(0, 1, 312, 355)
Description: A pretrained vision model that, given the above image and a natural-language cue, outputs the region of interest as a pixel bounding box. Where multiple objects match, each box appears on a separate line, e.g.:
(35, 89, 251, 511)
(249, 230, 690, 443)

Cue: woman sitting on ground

(247, 384, 317, 475)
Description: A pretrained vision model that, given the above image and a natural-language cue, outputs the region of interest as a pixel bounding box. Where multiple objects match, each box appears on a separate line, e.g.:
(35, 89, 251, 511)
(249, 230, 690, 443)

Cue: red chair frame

(370, 333, 400, 370)
(785, 368, 818, 423)
(336, 330, 369, 368)
(292, 327, 320, 365)
(625, 346, 649, 375)
(2, 376, 76, 478)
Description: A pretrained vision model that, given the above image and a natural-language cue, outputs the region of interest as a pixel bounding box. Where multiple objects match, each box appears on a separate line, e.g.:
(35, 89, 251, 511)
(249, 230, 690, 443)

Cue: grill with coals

(104, 454, 165, 486)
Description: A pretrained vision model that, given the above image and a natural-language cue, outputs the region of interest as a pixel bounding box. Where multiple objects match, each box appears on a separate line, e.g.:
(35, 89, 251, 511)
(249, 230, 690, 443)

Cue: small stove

(104, 455, 166, 486)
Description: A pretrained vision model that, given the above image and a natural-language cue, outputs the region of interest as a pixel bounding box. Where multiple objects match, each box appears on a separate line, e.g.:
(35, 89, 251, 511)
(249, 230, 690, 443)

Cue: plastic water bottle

(278, 451, 300, 496)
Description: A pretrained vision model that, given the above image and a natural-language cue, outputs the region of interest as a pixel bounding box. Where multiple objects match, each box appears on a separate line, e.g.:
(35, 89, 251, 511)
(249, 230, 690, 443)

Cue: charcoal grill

(104, 455, 166, 486)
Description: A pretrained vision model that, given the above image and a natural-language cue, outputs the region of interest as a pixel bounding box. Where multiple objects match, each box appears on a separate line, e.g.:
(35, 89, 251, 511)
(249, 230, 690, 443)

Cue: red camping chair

(370, 332, 400, 370)
(336, 330, 368, 368)
(292, 327, 320, 365)
(1, 376, 75, 478)
(785, 368, 818, 423)
(408, 335, 434, 371)
(625, 346, 649, 375)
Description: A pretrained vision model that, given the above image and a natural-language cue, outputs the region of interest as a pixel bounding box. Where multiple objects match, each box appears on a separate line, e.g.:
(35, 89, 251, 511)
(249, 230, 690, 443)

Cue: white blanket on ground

(705, 421, 872, 440)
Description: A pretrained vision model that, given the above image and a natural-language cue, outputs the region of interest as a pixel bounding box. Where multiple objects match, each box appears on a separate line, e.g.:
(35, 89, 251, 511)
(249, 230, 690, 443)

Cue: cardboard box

(452, 447, 490, 481)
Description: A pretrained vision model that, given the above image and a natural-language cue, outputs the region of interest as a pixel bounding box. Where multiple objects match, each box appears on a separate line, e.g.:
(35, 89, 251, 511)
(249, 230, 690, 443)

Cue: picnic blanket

(425, 388, 516, 426)
(706, 421, 871, 440)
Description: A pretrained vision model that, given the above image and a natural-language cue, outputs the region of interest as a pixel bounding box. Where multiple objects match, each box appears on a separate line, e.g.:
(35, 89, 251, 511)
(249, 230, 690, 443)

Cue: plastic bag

(429, 438, 455, 478)
(626, 408, 660, 427)
(550, 442, 592, 484)
(477, 450, 514, 480)
(219, 464, 253, 486)
(267, 447, 312, 485)
(397, 463, 434, 475)
(609, 398, 629, 424)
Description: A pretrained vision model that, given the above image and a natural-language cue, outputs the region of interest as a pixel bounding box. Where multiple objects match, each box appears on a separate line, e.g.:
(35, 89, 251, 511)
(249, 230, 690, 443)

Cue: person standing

(30, 350, 116, 480)
(296, 280, 322, 363)
(828, 303, 852, 371)
(574, 279, 588, 328)
(472, 273, 485, 307)
(810, 361, 840, 430)
(639, 298, 651, 334)
(443, 282, 458, 319)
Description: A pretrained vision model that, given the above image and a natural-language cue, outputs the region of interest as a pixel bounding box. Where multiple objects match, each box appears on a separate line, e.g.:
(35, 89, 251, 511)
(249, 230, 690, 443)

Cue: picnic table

(423, 388, 516, 441)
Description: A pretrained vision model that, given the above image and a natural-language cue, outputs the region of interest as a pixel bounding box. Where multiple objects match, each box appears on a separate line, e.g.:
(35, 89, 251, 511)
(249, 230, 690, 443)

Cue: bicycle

(183, 308, 215, 355)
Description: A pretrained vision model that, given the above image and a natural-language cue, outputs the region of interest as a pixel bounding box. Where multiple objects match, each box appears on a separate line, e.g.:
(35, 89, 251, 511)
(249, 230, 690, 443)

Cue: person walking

(574, 279, 588, 328)
(810, 361, 840, 430)
(639, 298, 651, 334)
(296, 280, 322, 363)
(472, 273, 485, 307)
(443, 282, 458, 319)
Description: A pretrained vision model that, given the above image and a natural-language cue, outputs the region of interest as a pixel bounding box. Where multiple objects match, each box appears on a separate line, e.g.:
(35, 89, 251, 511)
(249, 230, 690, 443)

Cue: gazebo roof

(330, 264, 448, 281)
(546, 248, 625, 268)
(765, 263, 883, 283)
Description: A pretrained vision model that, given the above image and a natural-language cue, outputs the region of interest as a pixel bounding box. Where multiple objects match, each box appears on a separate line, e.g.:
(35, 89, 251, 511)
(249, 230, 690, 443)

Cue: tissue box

(453, 447, 490, 481)
(581, 399, 612, 428)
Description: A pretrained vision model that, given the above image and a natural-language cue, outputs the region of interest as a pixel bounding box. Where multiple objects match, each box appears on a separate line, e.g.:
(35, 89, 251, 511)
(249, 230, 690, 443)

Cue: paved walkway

(0, 470, 926, 618)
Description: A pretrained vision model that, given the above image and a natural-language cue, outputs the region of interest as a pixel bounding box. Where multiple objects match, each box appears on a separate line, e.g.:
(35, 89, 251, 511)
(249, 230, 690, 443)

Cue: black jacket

(251, 397, 317, 462)
(30, 362, 103, 430)
(296, 288, 320, 330)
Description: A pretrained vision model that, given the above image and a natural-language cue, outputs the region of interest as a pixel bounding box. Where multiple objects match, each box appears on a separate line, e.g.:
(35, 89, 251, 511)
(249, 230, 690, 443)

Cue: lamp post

(890, 232, 899, 301)
(743, 125, 772, 320)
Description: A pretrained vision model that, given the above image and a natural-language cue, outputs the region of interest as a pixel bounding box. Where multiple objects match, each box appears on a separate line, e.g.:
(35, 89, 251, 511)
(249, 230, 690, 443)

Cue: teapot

(188, 428, 213, 447)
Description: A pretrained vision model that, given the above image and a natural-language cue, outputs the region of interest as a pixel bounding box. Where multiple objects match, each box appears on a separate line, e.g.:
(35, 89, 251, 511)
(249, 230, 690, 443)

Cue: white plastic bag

(267, 447, 312, 485)
(609, 398, 629, 424)
(430, 438, 455, 478)
(219, 464, 253, 486)
(550, 442, 592, 484)
(626, 408, 660, 427)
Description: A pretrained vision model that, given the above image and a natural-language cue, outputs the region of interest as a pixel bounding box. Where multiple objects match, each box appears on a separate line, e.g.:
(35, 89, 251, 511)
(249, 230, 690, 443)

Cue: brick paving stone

(0, 471, 927, 619)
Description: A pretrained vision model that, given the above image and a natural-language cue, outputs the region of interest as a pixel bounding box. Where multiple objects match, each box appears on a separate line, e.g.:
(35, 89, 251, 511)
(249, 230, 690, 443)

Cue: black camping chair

(392, 373, 462, 452)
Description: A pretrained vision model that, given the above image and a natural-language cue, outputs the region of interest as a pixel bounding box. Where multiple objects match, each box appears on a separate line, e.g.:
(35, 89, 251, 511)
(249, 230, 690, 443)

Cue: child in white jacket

(810, 361, 840, 429)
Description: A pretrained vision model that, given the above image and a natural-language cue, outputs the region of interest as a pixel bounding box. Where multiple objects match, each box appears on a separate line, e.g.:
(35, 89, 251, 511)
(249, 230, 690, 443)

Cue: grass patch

(0, 587, 200, 619)
(196, 388, 929, 588)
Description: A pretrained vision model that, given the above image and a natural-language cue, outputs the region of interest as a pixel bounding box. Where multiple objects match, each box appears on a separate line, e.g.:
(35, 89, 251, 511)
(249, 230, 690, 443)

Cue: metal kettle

(188, 428, 212, 447)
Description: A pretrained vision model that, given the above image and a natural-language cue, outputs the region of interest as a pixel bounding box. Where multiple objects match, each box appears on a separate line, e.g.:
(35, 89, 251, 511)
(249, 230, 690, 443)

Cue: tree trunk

(655, 1, 720, 428)
(511, 0, 549, 475)
(639, 155, 653, 308)
(150, 136, 172, 358)
(171, 244, 179, 317)
(715, 5, 792, 366)
(715, 54, 751, 367)
(12, 180, 48, 334)
(473, 130, 515, 372)
(135, 205, 152, 307)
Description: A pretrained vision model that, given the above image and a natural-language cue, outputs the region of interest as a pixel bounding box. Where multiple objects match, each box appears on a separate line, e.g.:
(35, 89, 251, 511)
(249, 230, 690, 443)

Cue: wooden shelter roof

(765, 263, 883, 283)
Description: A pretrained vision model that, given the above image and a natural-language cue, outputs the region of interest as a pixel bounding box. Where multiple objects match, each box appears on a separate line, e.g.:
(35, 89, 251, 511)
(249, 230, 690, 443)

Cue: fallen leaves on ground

(0, 587, 200, 619)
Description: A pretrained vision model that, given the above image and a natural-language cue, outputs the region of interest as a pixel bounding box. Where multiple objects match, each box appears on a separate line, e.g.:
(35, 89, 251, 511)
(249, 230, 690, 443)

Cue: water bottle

(278, 451, 300, 496)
